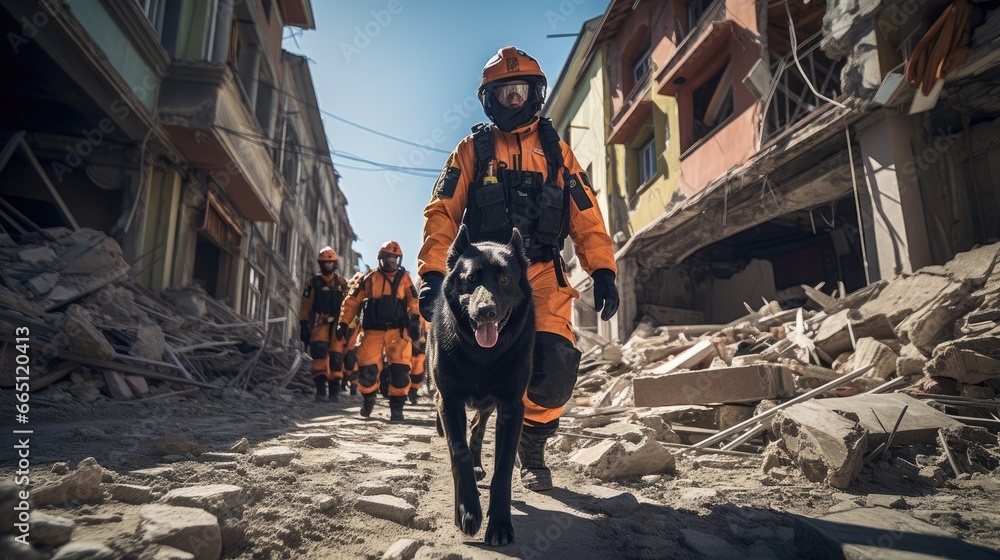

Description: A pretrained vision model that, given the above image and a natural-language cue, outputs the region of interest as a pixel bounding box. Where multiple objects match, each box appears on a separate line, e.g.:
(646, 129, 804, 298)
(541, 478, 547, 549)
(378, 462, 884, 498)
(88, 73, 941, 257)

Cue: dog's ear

(509, 228, 526, 261)
(447, 224, 472, 271)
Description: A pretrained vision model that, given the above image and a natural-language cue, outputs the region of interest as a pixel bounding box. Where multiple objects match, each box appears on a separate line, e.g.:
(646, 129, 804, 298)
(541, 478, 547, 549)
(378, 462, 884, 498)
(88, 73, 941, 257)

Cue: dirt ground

(3, 385, 1000, 560)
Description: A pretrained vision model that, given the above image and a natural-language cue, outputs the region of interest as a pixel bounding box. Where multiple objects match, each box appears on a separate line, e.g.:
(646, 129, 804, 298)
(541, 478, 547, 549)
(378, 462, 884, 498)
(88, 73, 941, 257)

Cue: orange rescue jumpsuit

(299, 271, 349, 381)
(418, 118, 617, 430)
(339, 269, 420, 397)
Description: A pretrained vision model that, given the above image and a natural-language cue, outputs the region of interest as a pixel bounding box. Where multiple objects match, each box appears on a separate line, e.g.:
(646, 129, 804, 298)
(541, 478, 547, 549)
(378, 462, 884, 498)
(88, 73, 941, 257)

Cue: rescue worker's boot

(328, 380, 339, 402)
(408, 387, 419, 406)
(389, 396, 405, 422)
(360, 392, 376, 417)
(313, 377, 328, 403)
(518, 432, 553, 491)
(349, 383, 357, 396)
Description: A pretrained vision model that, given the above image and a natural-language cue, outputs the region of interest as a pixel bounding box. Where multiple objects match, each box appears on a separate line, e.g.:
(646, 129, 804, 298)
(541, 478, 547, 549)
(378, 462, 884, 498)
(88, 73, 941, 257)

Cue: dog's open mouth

(470, 307, 512, 348)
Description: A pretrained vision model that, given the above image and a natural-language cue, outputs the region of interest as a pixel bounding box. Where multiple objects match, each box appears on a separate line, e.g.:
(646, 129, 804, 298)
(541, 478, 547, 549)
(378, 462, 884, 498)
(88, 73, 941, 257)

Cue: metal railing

(760, 32, 845, 142)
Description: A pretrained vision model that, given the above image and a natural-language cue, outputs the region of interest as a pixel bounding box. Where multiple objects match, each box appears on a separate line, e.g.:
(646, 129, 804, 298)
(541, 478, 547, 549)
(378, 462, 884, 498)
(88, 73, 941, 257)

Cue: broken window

(691, 62, 734, 147)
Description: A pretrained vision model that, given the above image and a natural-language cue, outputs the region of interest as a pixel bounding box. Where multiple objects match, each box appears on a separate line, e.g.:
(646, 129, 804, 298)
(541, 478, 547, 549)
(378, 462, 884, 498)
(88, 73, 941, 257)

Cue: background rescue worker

(299, 247, 349, 402)
(408, 322, 427, 405)
(340, 272, 366, 396)
(338, 241, 421, 421)
(417, 47, 620, 491)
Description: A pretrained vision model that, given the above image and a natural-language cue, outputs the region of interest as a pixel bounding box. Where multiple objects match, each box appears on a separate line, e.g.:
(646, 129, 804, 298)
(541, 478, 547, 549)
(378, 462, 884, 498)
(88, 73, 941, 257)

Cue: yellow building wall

(139, 167, 181, 294)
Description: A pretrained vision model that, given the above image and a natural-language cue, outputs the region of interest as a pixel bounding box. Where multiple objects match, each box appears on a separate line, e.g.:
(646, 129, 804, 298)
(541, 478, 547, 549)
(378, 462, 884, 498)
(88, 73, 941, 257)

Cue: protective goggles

(494, 81, 531, 107)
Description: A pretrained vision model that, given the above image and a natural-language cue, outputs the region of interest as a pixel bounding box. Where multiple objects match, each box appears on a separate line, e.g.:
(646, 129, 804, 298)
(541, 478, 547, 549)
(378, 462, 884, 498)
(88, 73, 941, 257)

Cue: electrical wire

(235, 67, 451, 154)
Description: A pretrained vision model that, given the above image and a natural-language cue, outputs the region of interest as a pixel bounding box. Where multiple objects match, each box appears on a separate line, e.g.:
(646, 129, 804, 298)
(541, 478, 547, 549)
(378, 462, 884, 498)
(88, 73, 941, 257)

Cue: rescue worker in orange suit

(339, 272, 366, 397)
(299, 247, 349, 402)
(408, 322, 427, 405)
(417, 47, 619, 491)
(338, 241, 421, 421)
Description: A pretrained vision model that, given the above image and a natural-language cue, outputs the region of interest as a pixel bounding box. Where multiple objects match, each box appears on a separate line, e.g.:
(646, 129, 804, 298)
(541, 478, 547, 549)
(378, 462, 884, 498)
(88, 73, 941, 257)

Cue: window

(690, 62, 734, 147)
(632, 49, 652, 85)
(638, 137, 656, 186)
(246, 265, 265, 320)
(138, 0, 182, 56)
(688, 0, 709, 32)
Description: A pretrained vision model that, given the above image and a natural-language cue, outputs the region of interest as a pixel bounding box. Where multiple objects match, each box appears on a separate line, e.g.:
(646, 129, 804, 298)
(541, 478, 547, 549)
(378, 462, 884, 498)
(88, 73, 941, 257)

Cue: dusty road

(3, 386, 1000, 559)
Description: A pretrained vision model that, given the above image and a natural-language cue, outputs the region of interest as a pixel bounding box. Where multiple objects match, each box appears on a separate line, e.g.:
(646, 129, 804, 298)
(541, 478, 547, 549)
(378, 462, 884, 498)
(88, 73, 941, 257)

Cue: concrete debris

(808, 393, 962, 446)
(33, 457, 106, 506)
(51, 541, 118, 560)
(569, 433, 675, 480)
(249, 446, 298, 467)
(772, 402, 868, 489)
(381, 538, 425, 560)
(3, 228, 309, 401)
(161, 484, 244, 516)
(30, 511, 75, 548)
(137, 504, 222, 560)
(633, 365, 796, 407)
(355, 495, 417, 525)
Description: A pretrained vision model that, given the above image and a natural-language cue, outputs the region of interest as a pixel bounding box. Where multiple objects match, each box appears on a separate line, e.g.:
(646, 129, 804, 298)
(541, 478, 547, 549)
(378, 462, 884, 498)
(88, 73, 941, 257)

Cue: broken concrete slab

(773, 403, 868, 489)
(138, 545, 196, 560)
(26, 272, 58, 297)
(104, 370, 135, 400)
(633, 365, 796, 407)
(381, 538, 424, 560)
(64, 305, 114, 360)
(896, 344, 928, 377)
(924, 346, 1000, 384)
(849, 337, 899, 379)
(921, 243, 999, 288)
(138, 504, 221, 560)
(107, 484, 154, 504)
(649, 339, 720, 374)
(810, 393, 961, 446)
(568, 434, 675, 480)
(894, 282, 973, 354)
(793, 506, 1000, 560)
(161, 485, 243, 517)
(33, 458, 106, 506)
(859, 274, 963, 326)
(814, 310, 896, 357)
(51, 542, 118, 560)
(249, 446, 297, 466)
(31, 511, 75, 548)
(355, 495, 416, 525)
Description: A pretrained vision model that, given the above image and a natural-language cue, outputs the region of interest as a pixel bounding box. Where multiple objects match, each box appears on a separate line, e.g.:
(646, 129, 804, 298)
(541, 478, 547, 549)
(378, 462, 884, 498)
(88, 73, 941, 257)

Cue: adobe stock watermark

(341, 0, 415, 63)
(546, 0, 591, 29)
(384, 94, 481, 191)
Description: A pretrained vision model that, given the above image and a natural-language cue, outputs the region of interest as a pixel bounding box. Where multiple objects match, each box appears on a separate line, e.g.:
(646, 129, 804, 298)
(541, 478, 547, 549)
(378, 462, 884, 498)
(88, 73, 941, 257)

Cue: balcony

(608, 70, 653, 144)
(657, 0, 731, 95)
(156, 61, 283, 222)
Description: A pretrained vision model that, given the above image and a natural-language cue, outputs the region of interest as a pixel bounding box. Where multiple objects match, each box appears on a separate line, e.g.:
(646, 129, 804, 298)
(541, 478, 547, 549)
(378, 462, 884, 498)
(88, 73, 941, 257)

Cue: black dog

(428, 225, 534, 546)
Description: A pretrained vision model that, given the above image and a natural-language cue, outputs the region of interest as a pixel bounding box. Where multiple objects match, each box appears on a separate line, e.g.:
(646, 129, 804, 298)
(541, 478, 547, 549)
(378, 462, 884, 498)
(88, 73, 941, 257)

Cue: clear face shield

(379, 254, 400, 273)
(319, 261, 336, 274)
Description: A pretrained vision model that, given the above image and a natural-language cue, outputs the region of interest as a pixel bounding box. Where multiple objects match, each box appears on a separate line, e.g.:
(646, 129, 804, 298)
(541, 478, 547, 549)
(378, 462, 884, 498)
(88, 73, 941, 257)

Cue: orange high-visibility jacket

(339, 269, 419, 328)
(417, 119, 617, 277)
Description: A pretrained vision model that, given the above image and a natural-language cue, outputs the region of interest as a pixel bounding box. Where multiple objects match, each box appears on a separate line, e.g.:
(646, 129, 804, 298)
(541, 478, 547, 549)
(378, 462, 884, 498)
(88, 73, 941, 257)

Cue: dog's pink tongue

(475, 322, 499, 348)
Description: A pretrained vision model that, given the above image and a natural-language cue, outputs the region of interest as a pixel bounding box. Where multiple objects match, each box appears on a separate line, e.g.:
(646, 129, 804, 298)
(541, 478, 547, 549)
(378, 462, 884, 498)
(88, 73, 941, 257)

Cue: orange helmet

(378, 241, 403, 257)
(480, 46, 545, 88)
(318, 246, 338, 262)
(478, 47, 547, 131)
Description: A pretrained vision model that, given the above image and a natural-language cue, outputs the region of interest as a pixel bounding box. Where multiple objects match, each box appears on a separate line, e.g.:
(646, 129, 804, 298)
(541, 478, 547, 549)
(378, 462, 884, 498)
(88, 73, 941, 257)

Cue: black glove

(299, 320, 310, 349)
(335, 322, 349, 342)
(407, 314, 421, 341)
(419, 272, 444, 322)
(591, 269, 619, 322)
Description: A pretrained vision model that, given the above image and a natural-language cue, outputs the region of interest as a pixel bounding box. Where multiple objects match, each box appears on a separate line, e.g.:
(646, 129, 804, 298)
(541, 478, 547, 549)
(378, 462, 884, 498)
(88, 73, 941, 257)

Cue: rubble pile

(0, 228, 307, 401)
(561, 243, 1000, 487)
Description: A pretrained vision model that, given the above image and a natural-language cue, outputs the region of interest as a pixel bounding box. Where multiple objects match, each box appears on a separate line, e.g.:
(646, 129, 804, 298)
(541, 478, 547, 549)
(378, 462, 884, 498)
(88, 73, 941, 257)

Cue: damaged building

(546, 0, 1000, 339)
(0, 0, 357, 345)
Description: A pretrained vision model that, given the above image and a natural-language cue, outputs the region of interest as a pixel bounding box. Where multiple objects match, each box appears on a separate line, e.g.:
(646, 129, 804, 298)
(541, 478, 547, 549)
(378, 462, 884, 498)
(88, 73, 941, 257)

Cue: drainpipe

(246, 46, 261, 109)
(210, 0, 234, 63)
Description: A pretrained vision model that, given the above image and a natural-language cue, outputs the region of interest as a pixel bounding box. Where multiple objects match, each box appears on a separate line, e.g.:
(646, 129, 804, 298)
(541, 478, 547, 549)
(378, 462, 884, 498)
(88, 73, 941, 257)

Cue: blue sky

(283, 0, 605, 274)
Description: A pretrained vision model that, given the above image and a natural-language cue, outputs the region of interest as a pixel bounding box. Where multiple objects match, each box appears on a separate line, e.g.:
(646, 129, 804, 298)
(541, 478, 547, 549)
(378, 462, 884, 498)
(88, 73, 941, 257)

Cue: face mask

(320, 261, 336, 274)
(380, 256, 399, 272)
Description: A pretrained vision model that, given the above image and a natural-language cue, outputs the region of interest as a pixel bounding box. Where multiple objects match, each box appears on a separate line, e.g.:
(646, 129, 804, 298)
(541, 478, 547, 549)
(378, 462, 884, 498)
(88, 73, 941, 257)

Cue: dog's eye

(466, 273, 477, 283)
(500, 274, 510, 283)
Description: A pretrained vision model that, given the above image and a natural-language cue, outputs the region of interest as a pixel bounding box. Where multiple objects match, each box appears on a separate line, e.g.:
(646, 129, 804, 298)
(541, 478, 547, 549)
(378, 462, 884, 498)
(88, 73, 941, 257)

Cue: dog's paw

(455, 501, 482, 536)
(473, 466, 487, 481)
(484, 519, 515, 547)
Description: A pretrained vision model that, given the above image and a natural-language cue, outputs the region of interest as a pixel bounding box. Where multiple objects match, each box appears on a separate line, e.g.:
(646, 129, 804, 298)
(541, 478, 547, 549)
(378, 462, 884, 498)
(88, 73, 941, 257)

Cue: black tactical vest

(463, 118, 572, 266)
(360, 268, 408, 331)
(310, 274, 344, 316)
